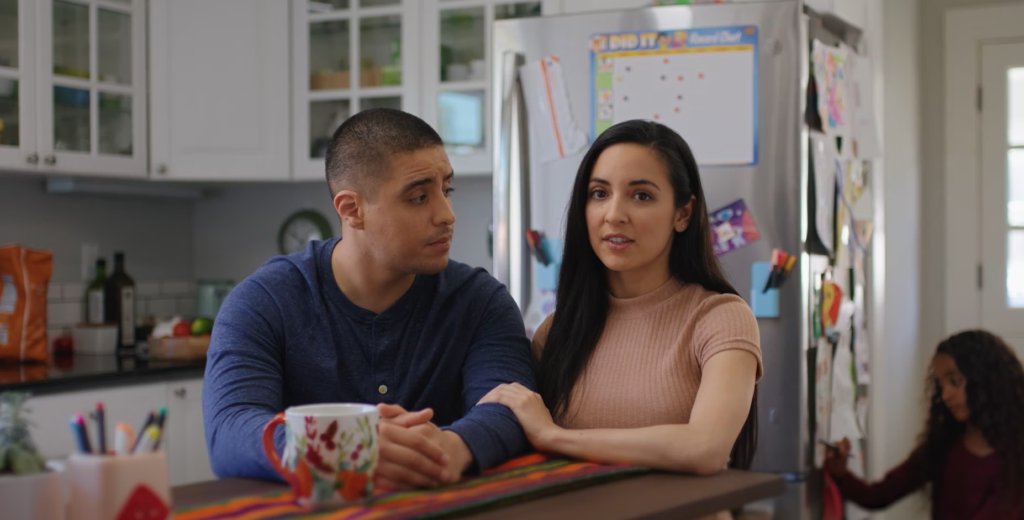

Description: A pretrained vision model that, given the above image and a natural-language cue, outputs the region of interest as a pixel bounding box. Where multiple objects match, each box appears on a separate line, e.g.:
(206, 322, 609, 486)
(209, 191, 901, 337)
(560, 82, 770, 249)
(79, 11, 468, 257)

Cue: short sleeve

(692, 294, 763, 382)
(531, 314, 554, 363)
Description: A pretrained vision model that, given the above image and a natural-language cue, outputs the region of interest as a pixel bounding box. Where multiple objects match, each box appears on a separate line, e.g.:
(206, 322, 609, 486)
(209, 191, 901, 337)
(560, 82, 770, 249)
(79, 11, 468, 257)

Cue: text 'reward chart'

(591, 26, 758, 166)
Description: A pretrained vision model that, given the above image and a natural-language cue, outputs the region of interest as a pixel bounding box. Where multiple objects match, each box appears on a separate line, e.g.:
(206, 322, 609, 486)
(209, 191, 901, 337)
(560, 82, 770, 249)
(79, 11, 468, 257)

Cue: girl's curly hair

(920, 330, 1024, 503)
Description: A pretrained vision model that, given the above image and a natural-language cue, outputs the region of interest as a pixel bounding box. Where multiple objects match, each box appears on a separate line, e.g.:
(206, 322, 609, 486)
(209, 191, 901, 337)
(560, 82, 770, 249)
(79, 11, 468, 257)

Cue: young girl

(478, 120, 761, 479)
(825, 330, 1024, 519)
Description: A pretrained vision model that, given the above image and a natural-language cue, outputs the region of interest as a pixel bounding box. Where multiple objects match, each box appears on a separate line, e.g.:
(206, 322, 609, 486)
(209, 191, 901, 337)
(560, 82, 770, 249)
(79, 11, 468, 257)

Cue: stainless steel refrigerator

(492, 2, 822, 517)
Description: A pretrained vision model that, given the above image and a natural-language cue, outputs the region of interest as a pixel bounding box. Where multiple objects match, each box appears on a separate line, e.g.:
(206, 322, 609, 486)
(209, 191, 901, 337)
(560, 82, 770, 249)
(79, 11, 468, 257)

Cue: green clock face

(278, 209, 335, 255)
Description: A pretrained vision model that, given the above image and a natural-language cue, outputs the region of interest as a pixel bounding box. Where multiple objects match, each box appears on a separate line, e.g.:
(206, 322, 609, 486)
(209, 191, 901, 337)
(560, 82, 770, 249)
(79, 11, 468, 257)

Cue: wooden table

(172, 470, 784, 520)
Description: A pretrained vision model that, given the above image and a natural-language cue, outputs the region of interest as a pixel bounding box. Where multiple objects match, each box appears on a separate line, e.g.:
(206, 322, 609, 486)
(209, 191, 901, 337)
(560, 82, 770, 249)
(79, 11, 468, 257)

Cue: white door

(36, 0, 147, 177)
(981, 42, 1024, 354)
(0, 0, 38, 171)
(149, 0, 290, 181)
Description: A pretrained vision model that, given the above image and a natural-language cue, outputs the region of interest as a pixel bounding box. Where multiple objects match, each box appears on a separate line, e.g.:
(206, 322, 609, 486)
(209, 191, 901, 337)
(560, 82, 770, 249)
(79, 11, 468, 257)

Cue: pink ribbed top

(533, 277, 762, 430)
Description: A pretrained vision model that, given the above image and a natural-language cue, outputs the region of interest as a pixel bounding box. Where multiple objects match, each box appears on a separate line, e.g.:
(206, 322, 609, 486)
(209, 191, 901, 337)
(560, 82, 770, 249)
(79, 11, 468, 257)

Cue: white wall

(868, 0, 925, 519)
(0, 174, 194, 283)
(192, 177, 494, 283)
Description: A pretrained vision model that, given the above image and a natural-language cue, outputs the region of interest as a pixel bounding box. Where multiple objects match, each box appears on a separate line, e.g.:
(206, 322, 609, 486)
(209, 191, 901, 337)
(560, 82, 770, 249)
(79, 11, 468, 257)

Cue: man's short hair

(325, 108, 444, 198)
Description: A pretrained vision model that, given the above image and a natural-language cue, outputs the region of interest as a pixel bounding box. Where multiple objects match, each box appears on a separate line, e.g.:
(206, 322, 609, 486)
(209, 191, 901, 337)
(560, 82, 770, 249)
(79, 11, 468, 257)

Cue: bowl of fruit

(148, 317, 214, 360)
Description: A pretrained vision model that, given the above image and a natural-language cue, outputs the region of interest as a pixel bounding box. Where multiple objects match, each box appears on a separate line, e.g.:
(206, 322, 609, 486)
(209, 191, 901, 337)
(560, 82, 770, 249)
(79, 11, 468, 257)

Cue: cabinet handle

(26, 153, 39, 164)
(44, 155, 56, 165)
(156, 164, 168, 174)
(174, 388, 186, 399)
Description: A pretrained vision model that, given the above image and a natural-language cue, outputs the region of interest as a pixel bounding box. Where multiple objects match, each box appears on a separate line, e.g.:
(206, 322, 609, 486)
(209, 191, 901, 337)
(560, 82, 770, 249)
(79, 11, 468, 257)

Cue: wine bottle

(87, 258, 106, 324)
(104, 251, 136, 348)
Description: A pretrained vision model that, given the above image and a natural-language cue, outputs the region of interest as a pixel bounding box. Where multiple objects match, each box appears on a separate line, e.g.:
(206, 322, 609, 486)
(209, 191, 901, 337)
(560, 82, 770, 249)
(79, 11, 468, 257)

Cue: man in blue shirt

(202, 108, 536, 490)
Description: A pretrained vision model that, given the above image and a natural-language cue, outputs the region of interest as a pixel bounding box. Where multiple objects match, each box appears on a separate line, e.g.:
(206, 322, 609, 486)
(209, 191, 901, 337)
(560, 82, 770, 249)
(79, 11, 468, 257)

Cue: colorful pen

(114, 423, 135, 456)
(132, 411, 155, 453)
(153, 406, 167, 450)
(134, 425, 161, 455)
(95, 402, 107, 455)
(74, 414, 92, 454)
(69, 416, 89, 454)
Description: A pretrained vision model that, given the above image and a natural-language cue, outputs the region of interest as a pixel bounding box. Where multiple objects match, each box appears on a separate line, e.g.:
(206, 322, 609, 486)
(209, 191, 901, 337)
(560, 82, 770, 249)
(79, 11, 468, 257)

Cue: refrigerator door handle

(494, 50, 531, 315)
(492, 51, 517, 288)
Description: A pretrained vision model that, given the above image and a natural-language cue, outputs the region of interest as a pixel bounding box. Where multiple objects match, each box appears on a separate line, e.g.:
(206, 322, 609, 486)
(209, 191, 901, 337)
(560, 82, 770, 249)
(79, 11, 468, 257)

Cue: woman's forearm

(541, 423, 729, 475)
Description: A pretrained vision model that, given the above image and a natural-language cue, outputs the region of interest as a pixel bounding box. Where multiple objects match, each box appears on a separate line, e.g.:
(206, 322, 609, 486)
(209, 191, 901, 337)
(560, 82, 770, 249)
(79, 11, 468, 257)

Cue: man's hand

(409, 423, 473, 485)
(374, 404, 475, 491)
(375, 404, 451, 491)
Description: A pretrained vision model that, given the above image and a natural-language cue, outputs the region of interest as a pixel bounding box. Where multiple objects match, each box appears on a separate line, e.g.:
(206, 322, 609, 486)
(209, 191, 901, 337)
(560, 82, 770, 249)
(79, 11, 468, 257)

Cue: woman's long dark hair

(536, 120, 758, 469)
(920, 330, 1024, 503)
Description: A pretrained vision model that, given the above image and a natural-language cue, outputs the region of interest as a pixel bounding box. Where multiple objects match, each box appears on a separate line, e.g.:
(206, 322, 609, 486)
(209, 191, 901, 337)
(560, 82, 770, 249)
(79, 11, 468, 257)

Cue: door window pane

(0, 78, 17, 146)
(360, 0, 400, 6)
(440, 8, 484, 83)
(438, 90, 484, 155)
(1010, 68, 1024, 146)
(310, 20, 350, 91)
(98, 9, 132, 85)
(359, 96, 401, 112)
(0, 0, 18, 69)
(99, 92, 131, 156)
(53, 1, 90, 79)
(310, 100, 350, 159)
(360, 16, 401, 88)
(495, 2, 542, 20)
(1009, 230, 1024, 308)
(1010, 149, 1024, 227)
(54, 86, 89, 152)
(309, 0, 348, 12)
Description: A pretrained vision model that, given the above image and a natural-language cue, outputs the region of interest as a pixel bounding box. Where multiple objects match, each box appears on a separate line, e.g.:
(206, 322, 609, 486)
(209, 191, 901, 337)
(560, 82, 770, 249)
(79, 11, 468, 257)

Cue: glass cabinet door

(296, 0, 413, 179)
(0, 0, 23, 152)
(45, 0, 142, 169)
(432, 1, 541, 169)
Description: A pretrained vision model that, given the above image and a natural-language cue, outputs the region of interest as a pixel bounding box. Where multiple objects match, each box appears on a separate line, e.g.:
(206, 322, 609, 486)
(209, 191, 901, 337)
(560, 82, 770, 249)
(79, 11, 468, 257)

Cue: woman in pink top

(479, 120, 762, 476)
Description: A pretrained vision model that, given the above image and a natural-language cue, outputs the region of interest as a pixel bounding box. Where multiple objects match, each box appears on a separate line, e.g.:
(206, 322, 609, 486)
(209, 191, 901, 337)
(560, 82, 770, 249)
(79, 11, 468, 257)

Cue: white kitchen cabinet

(291, 0, 422, 181)
(165, 379, 214, 486)
(149, 0, 290, 181)
(0, 0, 146, 177)
(0, 0, 39, 172)
(421, 0, 553, 177)
(35, 0, 148, 177)
(25, 378, 213, 487)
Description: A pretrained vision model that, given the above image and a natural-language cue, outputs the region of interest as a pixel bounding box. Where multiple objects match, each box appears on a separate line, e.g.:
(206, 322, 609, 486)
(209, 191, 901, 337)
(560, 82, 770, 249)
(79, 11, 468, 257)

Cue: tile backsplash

(45, 280, 198, 343)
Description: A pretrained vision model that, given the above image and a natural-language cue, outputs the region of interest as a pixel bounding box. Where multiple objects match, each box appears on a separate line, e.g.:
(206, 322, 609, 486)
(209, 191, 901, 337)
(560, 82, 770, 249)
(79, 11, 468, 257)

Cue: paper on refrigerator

(830, 340, 863, 442)
(519, 57, 589, 164)
(811, 133, 837, 253)
(812, 41, 850, 139)
(814, 337, 833, 468)
(846, 49, 882, 159)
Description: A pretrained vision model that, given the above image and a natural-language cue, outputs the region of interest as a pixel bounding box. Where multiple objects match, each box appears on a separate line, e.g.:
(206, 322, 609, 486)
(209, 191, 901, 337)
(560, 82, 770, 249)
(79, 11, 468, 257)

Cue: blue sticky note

(751, 261, 779, 318)
(536, 238, 562, 291)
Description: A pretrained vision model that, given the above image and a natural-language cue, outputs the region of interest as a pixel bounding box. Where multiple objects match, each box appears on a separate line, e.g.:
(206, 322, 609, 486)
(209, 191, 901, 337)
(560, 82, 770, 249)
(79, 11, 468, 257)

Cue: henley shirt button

(378, 385, 388, 395)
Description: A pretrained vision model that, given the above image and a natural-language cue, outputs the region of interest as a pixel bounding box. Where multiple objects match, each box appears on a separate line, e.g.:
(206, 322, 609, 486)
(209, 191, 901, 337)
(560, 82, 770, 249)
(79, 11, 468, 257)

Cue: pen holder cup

(67, 451, 172, 520)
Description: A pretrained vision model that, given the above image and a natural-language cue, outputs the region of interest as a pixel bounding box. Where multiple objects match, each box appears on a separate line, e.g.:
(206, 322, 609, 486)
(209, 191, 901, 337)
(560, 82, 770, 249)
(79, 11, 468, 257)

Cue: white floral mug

(262, 403, 380, 507)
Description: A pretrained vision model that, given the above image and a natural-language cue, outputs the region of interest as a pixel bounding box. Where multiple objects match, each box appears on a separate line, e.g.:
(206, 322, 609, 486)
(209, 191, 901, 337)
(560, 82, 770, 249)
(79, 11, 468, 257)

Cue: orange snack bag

(0, 245, 53, 362)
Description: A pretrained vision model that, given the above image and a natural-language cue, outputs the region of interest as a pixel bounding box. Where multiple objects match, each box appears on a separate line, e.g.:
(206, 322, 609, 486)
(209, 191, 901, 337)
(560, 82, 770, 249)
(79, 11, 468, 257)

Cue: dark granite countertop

(0, 352, 205, 396)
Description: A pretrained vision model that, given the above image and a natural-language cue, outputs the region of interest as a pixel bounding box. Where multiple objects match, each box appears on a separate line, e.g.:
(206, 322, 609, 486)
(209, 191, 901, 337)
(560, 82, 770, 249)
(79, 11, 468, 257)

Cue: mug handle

(262, 413, 294, 484)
